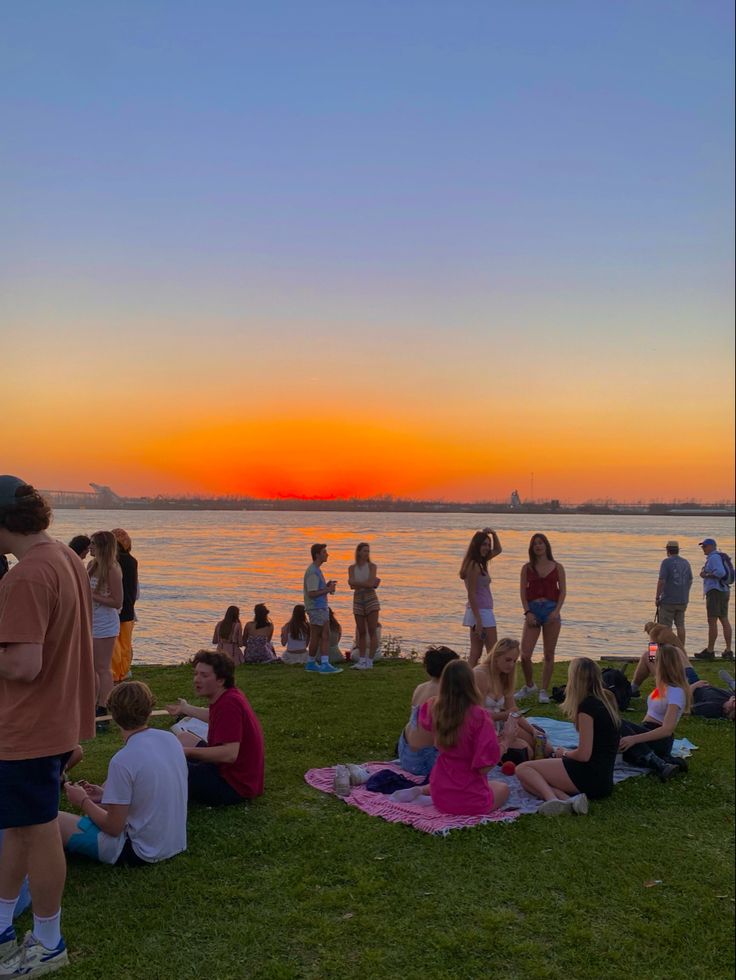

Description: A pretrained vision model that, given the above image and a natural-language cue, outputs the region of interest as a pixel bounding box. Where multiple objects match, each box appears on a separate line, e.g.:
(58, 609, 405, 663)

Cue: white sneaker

(0, 932, 68, 977)
(346, 764, 370, 785)
(350, 661, 365, 669)
(538, 798, 573, 817)
(538, 690, 550, 704)
(515, 684, 538, 700)
(571, 794, 589, 815)
(333, 765, 351, 798)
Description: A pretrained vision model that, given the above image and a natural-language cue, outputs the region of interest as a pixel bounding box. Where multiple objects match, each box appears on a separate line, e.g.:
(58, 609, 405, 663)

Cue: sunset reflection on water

(49, 511, 735, 665)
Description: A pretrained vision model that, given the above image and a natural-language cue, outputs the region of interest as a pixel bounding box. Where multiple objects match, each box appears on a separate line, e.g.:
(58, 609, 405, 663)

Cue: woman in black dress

(516, 657, 620, 816)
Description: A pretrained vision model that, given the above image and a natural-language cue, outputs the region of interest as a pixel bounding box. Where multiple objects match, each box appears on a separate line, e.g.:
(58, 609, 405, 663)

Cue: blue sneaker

(304, 661, 321, 672)
(318, 663, 342, 674)
(0, 932, 68, 976)
(0, 928, 17, 965)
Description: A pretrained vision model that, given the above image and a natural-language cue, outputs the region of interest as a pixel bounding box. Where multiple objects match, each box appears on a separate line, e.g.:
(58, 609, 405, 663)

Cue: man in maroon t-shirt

(166, 651, 264, 806)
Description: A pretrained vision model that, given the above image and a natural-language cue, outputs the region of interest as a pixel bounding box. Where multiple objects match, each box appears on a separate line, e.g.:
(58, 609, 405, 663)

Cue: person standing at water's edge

(696, 538, 733, 661)
(460, 528, 502, 669)
(110, 528, 138, 683)
(655, 540, 692, 645)
(348, 542, 381, 670)
(517, 533, 566, 705)
(303, 544, 341, 674)
(87, 532, 123, 726)
(0, 476, 95, 976)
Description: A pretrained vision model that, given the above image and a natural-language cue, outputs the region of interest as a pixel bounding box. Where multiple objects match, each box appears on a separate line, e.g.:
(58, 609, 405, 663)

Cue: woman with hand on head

(213, 605, 243, 664)
(618, 643, 690, 780)
(460, 528, 502, 669)
(243, 603, 277, 663)
(516, 657, 620, 816)
(517, 533, 566, 704)
(87, 531, 124, 719)
(348, 542, 381, 670)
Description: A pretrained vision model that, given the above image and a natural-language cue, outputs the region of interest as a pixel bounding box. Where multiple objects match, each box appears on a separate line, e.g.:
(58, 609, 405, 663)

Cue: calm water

(46, 510, 735, 665)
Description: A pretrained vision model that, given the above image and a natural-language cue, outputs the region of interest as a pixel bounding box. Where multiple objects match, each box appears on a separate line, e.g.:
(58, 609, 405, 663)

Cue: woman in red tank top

(516, 534, 566, 705)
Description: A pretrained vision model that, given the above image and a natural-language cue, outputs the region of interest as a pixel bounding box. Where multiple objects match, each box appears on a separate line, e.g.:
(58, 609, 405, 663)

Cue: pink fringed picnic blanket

(304, 762, 520, 836)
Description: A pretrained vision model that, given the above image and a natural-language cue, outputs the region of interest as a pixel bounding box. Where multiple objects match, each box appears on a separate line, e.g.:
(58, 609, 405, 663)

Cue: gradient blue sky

(2, 1, 734, 501)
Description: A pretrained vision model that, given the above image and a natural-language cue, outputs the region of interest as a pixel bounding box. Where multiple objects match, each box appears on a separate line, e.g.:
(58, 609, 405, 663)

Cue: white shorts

(463, 607, 496, 629)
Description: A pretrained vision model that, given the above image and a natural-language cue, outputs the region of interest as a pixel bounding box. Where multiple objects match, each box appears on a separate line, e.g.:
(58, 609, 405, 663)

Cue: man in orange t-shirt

(0, 476, 94, 975)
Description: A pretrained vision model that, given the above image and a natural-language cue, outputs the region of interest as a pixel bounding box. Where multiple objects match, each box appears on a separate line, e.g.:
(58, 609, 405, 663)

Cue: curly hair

(0, 483, 52, 534)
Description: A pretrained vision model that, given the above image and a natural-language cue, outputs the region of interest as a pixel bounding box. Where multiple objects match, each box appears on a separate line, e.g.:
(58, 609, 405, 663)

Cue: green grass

(26, 660, 735, 979)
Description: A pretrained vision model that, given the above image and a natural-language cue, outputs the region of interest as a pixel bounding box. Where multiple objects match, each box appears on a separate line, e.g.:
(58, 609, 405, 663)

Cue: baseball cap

(0, 475, 27, 509)
(699, 537, 717, 548)
(665, 540, 679, 550)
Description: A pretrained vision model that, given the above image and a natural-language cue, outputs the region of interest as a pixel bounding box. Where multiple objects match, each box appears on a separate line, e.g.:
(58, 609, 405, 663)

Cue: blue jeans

(528, 599, 559, 627)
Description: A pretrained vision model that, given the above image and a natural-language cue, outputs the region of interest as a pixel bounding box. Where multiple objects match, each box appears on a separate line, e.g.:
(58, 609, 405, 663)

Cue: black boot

(665, 754, 688, 774)
(641, 750, 680, 782)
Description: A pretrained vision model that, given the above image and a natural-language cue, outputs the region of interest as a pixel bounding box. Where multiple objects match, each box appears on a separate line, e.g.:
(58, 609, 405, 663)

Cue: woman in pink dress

(393, 660, 511, 815)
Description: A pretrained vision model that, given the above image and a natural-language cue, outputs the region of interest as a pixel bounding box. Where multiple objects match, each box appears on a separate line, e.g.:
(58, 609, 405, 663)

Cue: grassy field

(26, 659, 735, 979)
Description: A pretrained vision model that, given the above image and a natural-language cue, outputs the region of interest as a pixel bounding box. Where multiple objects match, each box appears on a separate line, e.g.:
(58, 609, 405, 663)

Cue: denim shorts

(397, 732, 438, 777)
(528, 599, 559, 627)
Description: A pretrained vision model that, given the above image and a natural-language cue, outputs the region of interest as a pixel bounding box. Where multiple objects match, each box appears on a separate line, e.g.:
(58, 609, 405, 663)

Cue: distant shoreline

(47, 500, 735, 517)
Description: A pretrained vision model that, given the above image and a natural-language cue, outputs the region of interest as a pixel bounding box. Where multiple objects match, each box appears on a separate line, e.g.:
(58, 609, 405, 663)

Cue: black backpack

(601, 668, 632, 712)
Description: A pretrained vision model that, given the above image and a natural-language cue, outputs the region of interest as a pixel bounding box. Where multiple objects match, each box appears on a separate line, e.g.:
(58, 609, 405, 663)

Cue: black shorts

(0, 752, 72, 830)
(563, 756, 615, 800)
(187, 761, 244, 806)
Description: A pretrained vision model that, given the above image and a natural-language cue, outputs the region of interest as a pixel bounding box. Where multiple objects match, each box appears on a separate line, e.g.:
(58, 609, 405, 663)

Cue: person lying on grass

(618, 644, 690, 781)
(59, 681, 187, 866)
(516, 658, 620, 817)
(473, 638, 551, 763)
(166, 650, 264, 806)
(397, 646, 459, 777)
(689, 679, 735, 721)
(392, 660, 512, 815)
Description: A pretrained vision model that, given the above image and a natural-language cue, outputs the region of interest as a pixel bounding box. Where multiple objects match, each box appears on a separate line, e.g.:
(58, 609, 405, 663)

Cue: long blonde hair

(655, 644, 691, 712)
(88, 530, 119, 593)
(561, 657, 619, 729)
(482, 637, 519, 699)
(432, 660, 481, 749)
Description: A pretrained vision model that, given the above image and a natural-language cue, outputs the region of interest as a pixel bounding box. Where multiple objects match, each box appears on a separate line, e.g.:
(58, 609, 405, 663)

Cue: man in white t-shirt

(58, 682, 187, 867)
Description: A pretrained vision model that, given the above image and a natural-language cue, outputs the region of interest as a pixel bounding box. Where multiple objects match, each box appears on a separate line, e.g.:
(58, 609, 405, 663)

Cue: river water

(46, 510, 735, 665)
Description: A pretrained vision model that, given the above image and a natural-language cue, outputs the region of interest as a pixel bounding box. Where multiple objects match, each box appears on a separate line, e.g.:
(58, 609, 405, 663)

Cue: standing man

(696, 537, 733, 661)
(655, 540, 693, 645)
(303, 543, 341, 674)
(0, 476, 95, 976)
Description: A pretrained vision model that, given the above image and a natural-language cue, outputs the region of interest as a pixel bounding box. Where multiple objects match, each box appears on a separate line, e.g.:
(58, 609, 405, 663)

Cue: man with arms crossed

(0, 476, 95, 978)
(655, 540, 692, 645)
(303, 543, 341, 674)
(167, 651, 265, 806)
(696, 537, 733, 661)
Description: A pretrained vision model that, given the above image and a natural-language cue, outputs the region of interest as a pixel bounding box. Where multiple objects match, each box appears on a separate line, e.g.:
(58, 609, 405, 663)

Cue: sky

(2, 0, 734, 503)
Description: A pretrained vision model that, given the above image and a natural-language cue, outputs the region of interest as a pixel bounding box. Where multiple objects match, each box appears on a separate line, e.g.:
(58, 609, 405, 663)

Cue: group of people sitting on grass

(214, 603, 383, 667)
(58, 651, 264, 868)
(55, 638, 735, 871)
(334, 635, 734, 819)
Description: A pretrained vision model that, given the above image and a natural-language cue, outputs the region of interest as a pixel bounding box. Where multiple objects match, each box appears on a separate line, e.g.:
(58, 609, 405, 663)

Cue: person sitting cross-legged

(58, 681, 187, 867)
(166, 650, 265, 806)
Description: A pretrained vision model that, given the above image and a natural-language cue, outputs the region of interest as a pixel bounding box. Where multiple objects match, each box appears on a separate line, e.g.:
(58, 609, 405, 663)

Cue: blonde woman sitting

(516, 658, 621, 816)
(618, 644, 690, 781)
(473, 638, 540, 762)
